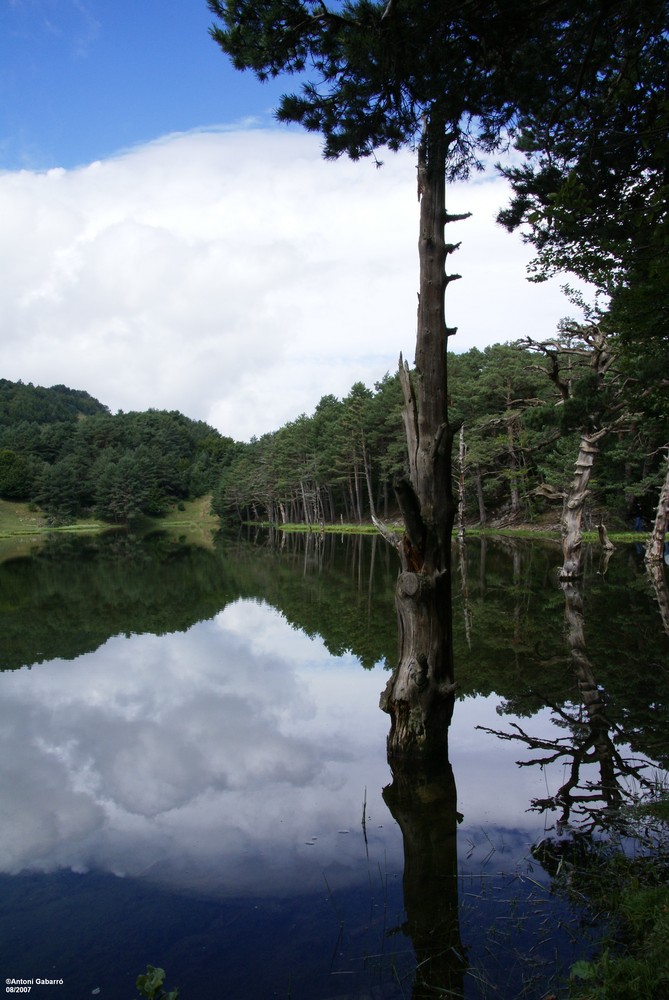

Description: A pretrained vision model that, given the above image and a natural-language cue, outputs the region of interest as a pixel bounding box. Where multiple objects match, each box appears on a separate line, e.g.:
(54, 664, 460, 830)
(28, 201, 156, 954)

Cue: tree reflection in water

(383, 751, 466, 998)
(3, 528, 667, 997)
(478, 573, 662, 836)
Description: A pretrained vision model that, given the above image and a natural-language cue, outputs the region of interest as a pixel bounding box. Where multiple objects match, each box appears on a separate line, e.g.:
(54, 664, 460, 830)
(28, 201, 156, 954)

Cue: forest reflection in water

(0, 528, 667, 998)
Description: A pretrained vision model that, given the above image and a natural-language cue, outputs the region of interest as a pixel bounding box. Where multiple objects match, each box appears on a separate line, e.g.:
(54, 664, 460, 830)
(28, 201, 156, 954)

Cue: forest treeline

(212, 333, 669, 531)
(2, 328, 667, 531)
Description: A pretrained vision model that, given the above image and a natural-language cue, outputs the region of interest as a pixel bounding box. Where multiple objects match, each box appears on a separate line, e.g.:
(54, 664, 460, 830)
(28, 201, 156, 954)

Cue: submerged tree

(207, 0, 660, 757)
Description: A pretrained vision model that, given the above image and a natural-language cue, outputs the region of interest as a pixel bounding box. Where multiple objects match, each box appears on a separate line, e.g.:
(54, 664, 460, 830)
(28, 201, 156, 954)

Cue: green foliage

(568, 882, 669, 999)
(210, 337, 667, 529)
(208, 0, 531, 171)
(212, 373, 407, 526)
(136, 965, 179, 1000)
(0, 380, 237, 524)
(499, 2, 668, 290)
(498, 2, 669, 406)
(0, 379, 108, 426)
(4, 336, 665, 533)
(0, 449, 34, 500)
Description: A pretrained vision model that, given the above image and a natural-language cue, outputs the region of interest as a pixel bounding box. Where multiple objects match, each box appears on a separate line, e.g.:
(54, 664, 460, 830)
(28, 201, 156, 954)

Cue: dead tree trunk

(457, 423, 466, 541)
(645, 452, 669, 637)
(375, 121, 465, 759)
(597, 522, 615, 552)
(522, 326, 620, 581)
(560, 428, 607, 580)
(646, 451, 669, 564)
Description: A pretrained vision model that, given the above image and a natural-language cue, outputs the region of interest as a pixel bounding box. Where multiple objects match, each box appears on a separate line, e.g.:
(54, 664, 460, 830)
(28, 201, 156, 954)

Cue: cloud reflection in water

(1, 596, 595, 904)
(0, 599, 395, 895)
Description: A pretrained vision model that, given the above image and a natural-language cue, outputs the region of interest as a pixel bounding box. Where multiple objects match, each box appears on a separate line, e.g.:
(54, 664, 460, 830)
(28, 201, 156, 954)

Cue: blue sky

(0, 0, 578, 440)
(1, 0, 288, 170)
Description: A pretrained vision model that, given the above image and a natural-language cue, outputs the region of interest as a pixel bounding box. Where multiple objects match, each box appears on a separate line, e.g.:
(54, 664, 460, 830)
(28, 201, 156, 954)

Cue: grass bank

(135, 496, 220, 548)
(0, 499, 108, 538)
(0, 496, 220, 559)
(248, 519, 653, 545)
(1, 499, 653, 547)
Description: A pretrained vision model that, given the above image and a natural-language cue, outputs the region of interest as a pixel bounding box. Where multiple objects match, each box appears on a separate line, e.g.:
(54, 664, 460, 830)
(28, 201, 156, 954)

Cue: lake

(0, 528, 667, 998)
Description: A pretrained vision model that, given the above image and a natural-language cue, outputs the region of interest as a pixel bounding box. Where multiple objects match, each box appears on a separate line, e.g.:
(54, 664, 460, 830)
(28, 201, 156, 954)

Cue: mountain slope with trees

(0, 380, 238, 524)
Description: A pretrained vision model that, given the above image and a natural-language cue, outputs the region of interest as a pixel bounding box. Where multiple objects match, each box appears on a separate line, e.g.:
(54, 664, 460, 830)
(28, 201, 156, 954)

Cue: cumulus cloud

(0, 127, 573, 440)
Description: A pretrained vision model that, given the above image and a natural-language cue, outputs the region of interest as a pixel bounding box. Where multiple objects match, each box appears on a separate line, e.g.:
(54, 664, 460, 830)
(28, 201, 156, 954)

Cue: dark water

(0, 528, 667, 999)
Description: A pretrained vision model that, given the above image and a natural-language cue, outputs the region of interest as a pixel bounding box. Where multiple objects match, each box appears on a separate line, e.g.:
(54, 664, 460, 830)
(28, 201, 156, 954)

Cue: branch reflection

(478, 576, 659, 835)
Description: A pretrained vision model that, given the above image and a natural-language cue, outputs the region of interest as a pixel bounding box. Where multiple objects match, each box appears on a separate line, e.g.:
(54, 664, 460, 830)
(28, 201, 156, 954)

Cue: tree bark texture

(457, 424, 466, 540)
(560, 429, 607, 580)
(647, 558, 669, 639)
(379, 122, 462, 760)
(646, 452, 669, 564)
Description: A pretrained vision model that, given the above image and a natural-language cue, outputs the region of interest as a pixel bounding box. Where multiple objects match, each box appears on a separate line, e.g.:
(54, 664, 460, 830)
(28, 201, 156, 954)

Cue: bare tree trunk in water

(646, 452, 669, 564)
(647, 560, 669, 638)
(375, 120, 465, 759)
(597, 522, 615, 551)
(560, 429, 607, 580)
(645, 452, 669, 638)
(479, 576, 654, 831)
(560, 580, 622, 821)
(457, 536, 472, 649)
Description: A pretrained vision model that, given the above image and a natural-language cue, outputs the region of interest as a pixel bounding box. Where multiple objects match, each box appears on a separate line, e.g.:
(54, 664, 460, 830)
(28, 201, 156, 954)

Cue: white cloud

(0, 127, 576, 440)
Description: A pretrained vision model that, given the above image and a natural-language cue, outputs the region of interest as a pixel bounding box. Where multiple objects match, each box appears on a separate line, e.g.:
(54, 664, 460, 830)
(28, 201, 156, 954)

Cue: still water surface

(0, 530, 667, 998)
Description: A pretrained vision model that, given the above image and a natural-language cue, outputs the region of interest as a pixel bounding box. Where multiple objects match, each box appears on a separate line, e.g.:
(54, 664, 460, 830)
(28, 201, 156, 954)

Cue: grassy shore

(0, 498, 655, 549)
(0, 496, 220, 560)
(135, 495, 220, 547)
(254, 519, 652, 545)
(0, 498, 103, 538)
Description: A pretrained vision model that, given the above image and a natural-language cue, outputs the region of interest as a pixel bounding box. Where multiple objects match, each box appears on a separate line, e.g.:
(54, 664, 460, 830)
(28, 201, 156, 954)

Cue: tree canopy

(208, 0, 529, 171)
(497, 0, 669, 351)
(209, 2, 666, 177)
